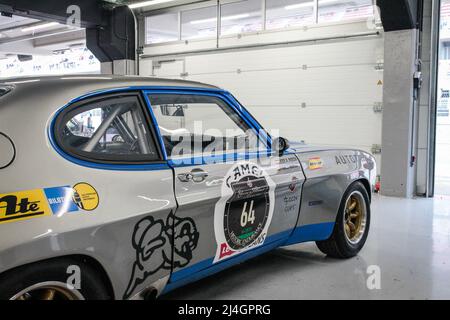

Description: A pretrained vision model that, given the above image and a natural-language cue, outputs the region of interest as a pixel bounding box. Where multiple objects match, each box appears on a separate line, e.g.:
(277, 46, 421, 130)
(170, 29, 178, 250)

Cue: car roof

(0, 74, 221, 91)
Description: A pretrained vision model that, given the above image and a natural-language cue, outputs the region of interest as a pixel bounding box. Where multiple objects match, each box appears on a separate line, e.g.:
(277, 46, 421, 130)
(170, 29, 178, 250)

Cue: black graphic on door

(123, 212, 199, 299)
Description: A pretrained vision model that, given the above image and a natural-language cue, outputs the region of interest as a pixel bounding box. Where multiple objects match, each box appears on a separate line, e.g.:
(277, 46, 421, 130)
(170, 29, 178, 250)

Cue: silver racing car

(0, 76, 376, 300)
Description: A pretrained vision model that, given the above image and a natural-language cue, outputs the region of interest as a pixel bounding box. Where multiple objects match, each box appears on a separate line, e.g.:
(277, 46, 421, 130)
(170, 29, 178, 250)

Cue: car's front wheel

(0, 257, 112, 300)
(316, 181, 371, 259)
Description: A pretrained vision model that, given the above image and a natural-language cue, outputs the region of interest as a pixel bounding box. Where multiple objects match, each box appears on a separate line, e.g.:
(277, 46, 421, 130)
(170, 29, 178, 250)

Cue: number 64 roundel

(213, 162, 276, 263)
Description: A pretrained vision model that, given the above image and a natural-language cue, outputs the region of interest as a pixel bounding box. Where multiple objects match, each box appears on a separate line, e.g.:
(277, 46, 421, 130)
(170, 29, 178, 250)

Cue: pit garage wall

(139, 20, 384, 173)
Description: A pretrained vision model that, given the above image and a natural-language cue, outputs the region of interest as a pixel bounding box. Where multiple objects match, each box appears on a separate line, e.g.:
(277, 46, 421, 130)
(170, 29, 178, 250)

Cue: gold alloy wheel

(10, 282, 84, 300)
(344, 191, 367, 244)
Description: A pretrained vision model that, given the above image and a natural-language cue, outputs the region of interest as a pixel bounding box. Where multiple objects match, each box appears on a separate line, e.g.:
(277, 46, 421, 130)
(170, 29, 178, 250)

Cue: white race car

(0, 76, 376, 300)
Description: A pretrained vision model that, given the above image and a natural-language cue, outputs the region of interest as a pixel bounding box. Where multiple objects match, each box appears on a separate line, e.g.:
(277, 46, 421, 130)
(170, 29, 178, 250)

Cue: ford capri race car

(0, 76, 376, 300)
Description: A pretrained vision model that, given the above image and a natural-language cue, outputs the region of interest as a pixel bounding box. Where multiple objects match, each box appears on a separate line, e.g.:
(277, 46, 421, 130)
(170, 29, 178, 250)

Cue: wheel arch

(354, 178, 372, 202)
(0, 254, 115, 299)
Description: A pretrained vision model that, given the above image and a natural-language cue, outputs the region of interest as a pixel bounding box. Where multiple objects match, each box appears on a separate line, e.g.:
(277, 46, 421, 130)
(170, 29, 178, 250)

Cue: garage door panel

(189, 67, 382, 107)
(185, 39, 383, 74)
(145, 36, 383, 176)
(245, 105, 381, 147)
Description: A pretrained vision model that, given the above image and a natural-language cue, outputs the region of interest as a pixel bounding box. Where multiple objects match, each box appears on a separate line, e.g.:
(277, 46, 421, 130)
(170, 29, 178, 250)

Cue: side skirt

(161, 222, 334, 295)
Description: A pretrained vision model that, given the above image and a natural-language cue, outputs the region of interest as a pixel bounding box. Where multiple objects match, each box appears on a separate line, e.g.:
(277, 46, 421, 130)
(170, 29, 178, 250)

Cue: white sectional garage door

(140, 35, 384, 173)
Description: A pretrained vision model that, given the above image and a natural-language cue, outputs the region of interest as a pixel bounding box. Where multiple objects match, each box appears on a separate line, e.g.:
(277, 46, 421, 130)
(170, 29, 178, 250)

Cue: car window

(148, 94, 264, 159)
(56, 95, 160, 163)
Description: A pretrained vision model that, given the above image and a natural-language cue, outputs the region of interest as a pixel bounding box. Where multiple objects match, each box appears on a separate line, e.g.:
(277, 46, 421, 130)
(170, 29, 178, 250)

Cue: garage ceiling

(0, 13, 85, 57)
(0, 0, 204, 57)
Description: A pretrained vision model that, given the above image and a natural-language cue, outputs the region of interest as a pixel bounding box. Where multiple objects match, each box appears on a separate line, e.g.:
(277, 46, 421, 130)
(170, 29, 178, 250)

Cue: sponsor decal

(275, 156, 302, 173)
(44, 186, 79, 215)
(308, 157, 324, 170)
(0, 183, 100, 223)
(213, 162, 276, 263)
(0, 189, 52, 224)
(308, 200, 324, 207)
(72, 183, 99, 211)
(335, 154, 359, 165)
(124, 212, 199, 299)
(289, 177, 299, 192)
(283, 194, 299, 214)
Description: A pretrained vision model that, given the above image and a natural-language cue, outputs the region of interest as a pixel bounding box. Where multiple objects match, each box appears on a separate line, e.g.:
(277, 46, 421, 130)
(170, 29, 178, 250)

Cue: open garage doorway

(436, 0, 450, 196)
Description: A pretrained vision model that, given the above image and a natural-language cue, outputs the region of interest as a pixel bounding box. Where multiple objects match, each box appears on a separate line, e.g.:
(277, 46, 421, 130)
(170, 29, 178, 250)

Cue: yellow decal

(0, 189, 51, 225)
(309, 157, 324, 170)
(72, 183, 99, 211)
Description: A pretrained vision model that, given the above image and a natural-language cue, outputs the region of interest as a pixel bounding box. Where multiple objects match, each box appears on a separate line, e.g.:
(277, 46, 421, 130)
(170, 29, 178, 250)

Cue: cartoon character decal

(123, 212, 199, 299)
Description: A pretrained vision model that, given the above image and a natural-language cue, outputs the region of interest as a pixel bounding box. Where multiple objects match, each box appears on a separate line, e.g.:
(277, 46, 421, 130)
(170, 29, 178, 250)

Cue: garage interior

(0, 0, 449, 299)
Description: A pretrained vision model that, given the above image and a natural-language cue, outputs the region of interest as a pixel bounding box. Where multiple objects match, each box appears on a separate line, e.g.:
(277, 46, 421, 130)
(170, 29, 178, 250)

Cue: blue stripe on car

(163, 222, 334, 294)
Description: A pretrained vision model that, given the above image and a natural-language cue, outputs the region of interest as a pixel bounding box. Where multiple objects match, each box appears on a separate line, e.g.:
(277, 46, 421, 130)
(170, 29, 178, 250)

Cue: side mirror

(272, 137, 290, 156)
(160, 104, 185, 117)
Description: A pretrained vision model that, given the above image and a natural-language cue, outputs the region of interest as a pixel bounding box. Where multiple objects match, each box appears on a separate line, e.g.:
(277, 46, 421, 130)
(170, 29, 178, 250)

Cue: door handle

(178, 169, 209, 183)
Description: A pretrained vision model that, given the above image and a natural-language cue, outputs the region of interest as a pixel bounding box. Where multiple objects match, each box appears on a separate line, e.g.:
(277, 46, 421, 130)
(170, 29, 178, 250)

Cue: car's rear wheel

(316, 181, 370, 258)
(0, 257, 112, 300)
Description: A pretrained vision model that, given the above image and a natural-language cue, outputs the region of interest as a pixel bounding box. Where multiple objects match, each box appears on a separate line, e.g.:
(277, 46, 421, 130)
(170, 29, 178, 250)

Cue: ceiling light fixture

(285, 0, 341, 10)
(21, 22, 60, 32)
(191, 14, 250, 25)
(128, 0, 178, 9)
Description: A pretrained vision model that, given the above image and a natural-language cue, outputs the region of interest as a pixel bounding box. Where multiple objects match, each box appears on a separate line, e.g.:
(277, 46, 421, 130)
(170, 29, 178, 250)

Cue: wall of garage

(139, 19, 384, 174)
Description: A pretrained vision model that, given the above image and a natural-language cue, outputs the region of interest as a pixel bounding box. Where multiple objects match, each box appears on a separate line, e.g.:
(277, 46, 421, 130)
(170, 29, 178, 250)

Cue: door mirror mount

(272, 137, 290, 156)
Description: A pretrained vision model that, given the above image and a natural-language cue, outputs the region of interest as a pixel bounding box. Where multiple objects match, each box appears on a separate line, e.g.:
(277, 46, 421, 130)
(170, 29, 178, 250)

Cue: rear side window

(54, 94, 161, 163)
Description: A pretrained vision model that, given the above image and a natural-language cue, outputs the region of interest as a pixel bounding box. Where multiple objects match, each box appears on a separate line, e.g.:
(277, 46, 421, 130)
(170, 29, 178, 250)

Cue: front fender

(295, 149, 376, 229)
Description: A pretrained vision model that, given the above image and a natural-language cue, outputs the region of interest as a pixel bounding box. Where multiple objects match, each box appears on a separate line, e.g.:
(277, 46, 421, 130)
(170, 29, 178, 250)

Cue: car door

(144, 90, 305, 287)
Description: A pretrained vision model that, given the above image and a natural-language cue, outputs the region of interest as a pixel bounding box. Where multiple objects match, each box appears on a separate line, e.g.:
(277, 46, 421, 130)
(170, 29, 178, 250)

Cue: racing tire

(316, 181, 371, 259)
(0, 257, 112, 300)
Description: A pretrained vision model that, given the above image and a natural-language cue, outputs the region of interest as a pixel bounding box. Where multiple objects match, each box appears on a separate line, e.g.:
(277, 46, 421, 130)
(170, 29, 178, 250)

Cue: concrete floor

(163, 195, 450, 300)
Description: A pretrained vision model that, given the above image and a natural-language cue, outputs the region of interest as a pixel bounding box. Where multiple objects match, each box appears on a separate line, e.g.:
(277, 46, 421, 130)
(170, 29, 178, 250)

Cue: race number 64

(241, 201, 256, 227)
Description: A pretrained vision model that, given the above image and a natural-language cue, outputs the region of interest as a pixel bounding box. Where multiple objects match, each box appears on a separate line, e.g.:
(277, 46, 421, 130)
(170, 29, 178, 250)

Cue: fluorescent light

(285, 0, 340, 10)
(128, 0, 178, 9)
(223, 14, 250, 21)
(190, 14, 250, 25)
(190, 17, 217, 25)
(22, 22, 59, 32)
(285, 2, 314, 10)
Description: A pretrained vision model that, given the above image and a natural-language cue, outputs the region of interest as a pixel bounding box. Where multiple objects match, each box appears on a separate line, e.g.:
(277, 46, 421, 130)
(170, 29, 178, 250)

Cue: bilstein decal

(213, 162, 275, 263)
(0, 189, 52, 224)
(44, 186, 79, 215)
(308, 157, 324, 170)
(123, 212, 199, 299)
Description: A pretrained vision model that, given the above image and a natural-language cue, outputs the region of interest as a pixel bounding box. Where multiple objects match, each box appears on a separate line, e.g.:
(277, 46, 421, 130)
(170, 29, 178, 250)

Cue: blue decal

(44, 186, 79, 215)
